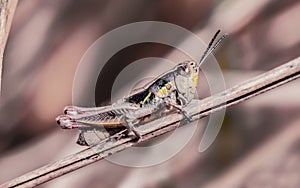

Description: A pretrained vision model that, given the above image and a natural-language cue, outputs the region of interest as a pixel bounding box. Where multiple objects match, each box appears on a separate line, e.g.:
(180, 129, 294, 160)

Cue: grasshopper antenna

(197, 30, 228, 67)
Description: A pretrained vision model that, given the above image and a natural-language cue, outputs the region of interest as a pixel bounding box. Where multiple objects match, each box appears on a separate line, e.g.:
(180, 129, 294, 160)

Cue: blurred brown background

(0, 0, 300, 187)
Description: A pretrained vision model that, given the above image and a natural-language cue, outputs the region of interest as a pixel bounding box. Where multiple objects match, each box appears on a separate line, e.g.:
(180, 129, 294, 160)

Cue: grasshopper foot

(124, 118, 142, 140)
(182, 111, 193, 122)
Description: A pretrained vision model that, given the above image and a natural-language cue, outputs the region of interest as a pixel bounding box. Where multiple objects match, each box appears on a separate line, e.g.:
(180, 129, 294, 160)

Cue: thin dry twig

(0, 0, 18, 93)
(1, 56, 300, 188)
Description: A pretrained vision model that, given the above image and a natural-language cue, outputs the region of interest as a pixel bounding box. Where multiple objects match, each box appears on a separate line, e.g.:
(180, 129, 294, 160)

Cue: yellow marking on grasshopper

(141, 92, 152, 104)
(192, 71, 199, 87)
(157, 82, 172, 98)
(157, 87, 167, 97)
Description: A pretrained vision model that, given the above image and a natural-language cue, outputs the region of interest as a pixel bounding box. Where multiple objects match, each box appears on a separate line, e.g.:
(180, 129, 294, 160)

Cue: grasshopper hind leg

(56, 115, 90, 129)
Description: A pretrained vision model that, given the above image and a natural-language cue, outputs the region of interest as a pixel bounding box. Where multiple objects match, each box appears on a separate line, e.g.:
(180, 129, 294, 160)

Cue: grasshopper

(56, 30, 227, 144)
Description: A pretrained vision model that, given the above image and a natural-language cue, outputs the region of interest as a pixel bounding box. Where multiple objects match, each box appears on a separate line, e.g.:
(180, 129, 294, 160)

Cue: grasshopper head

(176, 60, 199, 77)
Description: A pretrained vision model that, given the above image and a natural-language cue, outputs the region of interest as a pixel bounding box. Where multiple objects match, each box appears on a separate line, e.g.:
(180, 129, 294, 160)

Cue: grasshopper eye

(190, 61, 195, 66)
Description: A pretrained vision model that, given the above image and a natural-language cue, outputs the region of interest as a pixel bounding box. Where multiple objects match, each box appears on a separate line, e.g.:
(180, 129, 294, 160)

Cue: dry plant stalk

(0, 0, 18, 93)
(1, 56, 300, 188)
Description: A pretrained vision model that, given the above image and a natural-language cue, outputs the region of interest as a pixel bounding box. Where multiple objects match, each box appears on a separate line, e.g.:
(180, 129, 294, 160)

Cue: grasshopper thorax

(174, 60, 199, 105)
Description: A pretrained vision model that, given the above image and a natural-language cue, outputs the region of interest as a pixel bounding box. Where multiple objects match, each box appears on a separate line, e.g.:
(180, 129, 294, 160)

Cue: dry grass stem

(0, 0, 18, 93)
(1, 56, 300, 188)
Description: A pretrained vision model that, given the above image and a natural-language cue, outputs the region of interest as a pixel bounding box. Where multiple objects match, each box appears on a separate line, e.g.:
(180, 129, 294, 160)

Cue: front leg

(163, 97, 193, 122)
